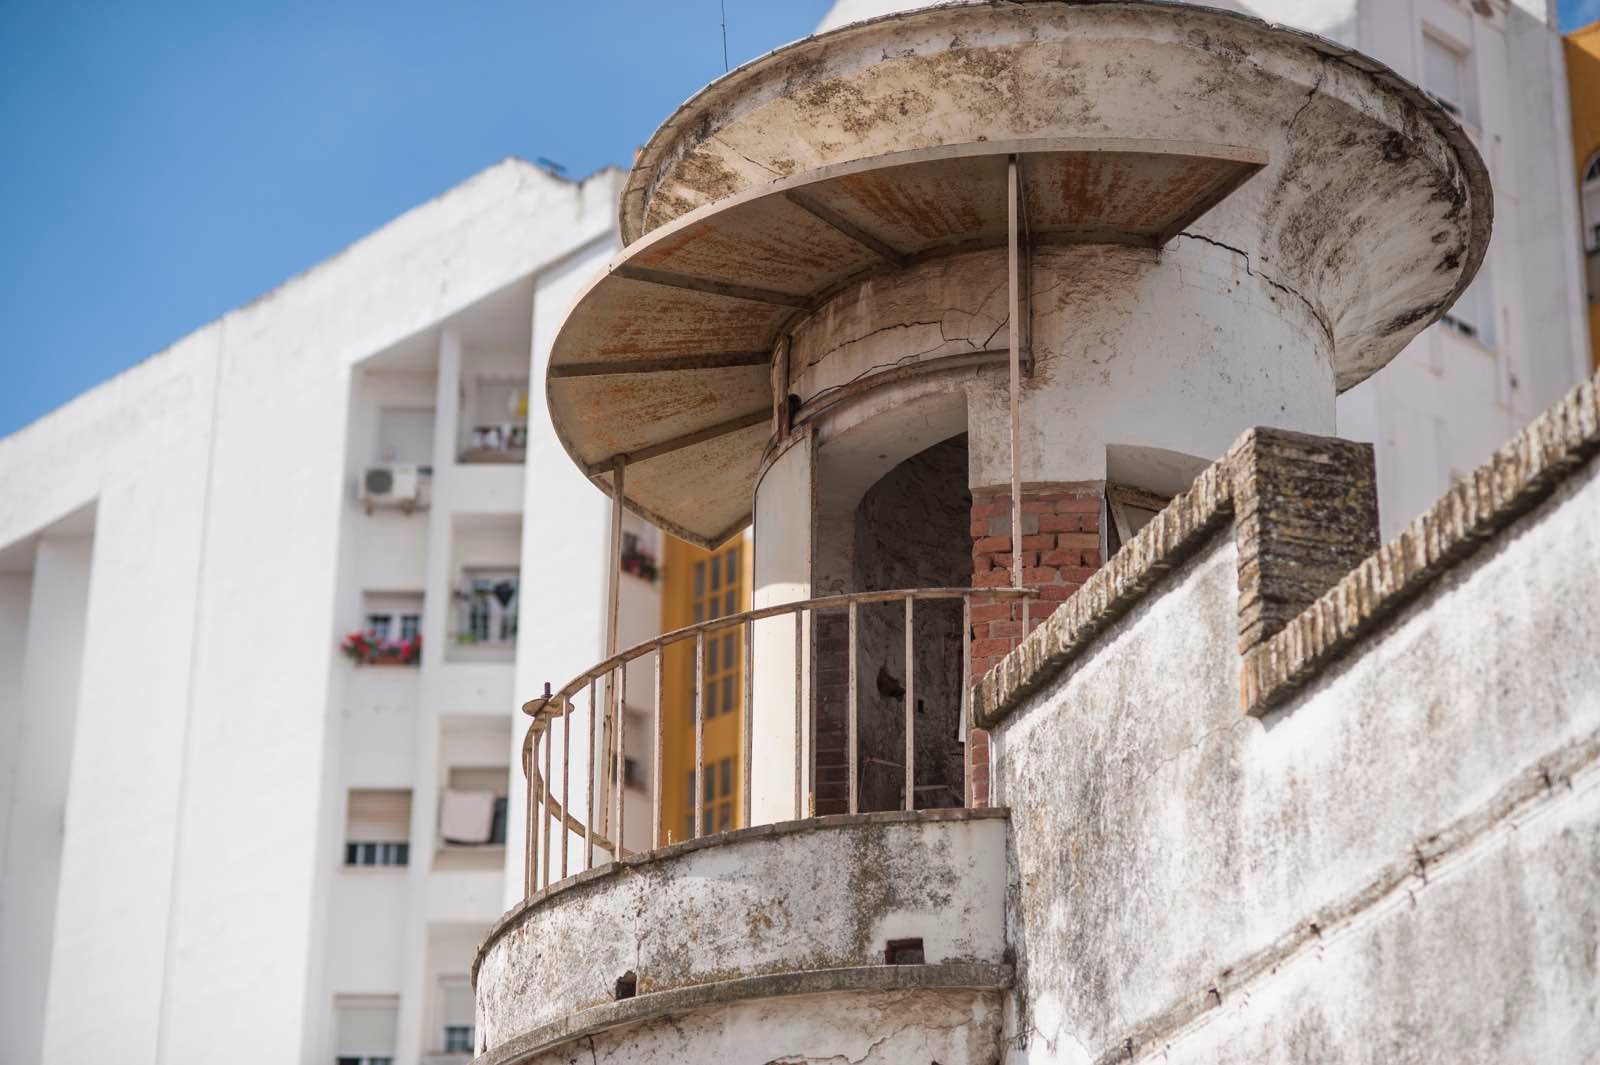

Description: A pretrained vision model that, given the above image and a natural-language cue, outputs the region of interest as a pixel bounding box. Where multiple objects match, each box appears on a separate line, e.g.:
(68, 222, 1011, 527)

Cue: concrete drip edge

(472, 806, 1010, 986)
(975, 367, 1600, 728)
(475, 962, 1014, 1065)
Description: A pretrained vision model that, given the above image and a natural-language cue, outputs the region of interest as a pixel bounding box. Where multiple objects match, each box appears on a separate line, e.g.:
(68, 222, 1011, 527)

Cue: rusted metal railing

(517, 585, 1038, 899)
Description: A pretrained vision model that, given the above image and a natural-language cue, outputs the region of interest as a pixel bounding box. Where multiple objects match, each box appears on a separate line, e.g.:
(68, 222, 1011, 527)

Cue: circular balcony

(473, 808, 1010, 1064)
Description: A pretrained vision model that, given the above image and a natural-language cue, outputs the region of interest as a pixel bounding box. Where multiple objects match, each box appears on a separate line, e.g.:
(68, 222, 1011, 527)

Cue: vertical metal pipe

(542, 716, 552, 889)
(694, 630, 706, 839)
(560, 697, 570, 880)
(523, 726, 535, 899)
(614, 663, 626, 858)
(607, 460, 625, 655)
(904, 597, 915, 813)
(741, 620, 754, 830)
(847, 599, 859, 816)
(531, 727, 544, 893)
(962, 595, 973, 810)
(585, 678, 596, 870)
(793, 608, 804, 821)
(1007, 155, 1023, 594)
(652, 646, 664, 849)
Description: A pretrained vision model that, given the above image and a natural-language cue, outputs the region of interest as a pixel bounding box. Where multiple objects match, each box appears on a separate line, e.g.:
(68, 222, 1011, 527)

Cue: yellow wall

(657, 533, 750, 845)
(1567, 22, 1600, 372)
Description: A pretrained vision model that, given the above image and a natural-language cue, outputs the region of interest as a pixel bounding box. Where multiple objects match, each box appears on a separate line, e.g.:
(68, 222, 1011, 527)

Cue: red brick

(1039, 584, 1075, 601)
(1039, 513, 1099, 533)
(969, 514, 990, 538)
(990, 551, 1037, 571)
(972, 534, 1011, 553)
(1022, 566, 1058, 584)
(1020, 533, 1054, 550)
(1043, 548, 1094, 567)
(1059, 565, 1099, 583)
(1056, 532, 1100, 549)
(1056, 496, 1102, 513)
(1021, 499, 1058, 513)
(973, 569, 1013, 588)
(987, 620, 1024, 639)
(967, 602, 1013, 624)
(971, 501, 1008, 519)
(970, 637, 1014, 659)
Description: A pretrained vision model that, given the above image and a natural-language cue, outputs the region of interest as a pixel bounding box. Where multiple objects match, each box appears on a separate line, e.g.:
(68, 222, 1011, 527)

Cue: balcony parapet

(473, 808, 1008, 1062)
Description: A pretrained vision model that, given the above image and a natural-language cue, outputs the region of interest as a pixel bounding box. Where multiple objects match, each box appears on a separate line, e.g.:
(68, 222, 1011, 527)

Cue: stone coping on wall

(975, 369, 1600, 728)
(472, 806, 1009, 986)
(475, 962, 1014, 1065)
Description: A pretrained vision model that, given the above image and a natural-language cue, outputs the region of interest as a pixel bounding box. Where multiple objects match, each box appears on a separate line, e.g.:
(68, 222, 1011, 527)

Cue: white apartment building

(819, 0, 1593, 535)
(0, 159, 662, 1065)
(0, 3, 1592, 1064)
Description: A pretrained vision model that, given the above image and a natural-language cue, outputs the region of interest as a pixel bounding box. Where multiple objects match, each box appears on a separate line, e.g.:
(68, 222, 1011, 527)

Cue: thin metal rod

(532, 731, 544, 893)
(652, 648, 664, 848)
(524, 726, 536, 899)
(962, 596, 973, 810)
(741, 619, 754, 830)
(585, 679, 596, 870)
(560, 698, 570, 880)
(523, 585, 1038, 712)
(694, 630, 706, 839)
(847, 599, 859, 816)
(904, 597, 915, 813)
(542, 717, 552, 889)
(793, 610, 804, 820)
(614, 664, 626, 857)
(1007, 155, 1023, 594)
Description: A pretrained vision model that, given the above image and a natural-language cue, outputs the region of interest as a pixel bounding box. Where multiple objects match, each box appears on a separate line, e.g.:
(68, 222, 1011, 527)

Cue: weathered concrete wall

(475, 811, 1008, 1057)
(990, 444, 1600, 1061)
(789, 243, 1334, 491)
(512, 986, 1005, 1065)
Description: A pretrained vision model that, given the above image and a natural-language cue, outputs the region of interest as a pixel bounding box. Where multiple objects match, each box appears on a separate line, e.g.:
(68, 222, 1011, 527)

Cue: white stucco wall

(0, 158, 626, 1065)
(991, 445, 1600, 1062)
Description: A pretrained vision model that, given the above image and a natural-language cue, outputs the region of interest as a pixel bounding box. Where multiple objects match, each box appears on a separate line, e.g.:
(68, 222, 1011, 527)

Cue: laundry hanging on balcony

(440, 788, 497, 845)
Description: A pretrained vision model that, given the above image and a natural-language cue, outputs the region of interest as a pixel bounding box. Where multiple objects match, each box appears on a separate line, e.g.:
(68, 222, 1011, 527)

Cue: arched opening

(849, 433, 973, 811)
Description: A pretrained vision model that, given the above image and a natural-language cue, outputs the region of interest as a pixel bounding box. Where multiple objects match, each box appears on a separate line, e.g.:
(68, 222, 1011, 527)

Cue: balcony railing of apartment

(517, 585, 1039, 897)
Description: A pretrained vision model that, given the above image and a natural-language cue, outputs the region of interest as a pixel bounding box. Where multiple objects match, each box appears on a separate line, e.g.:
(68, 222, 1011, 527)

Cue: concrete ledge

(476, 962, 1013, 1065)
(976, 370, 1600, 727)
(1242, 372, 1600, 715)
(473, 807, 1007, 983)
(474, 808, 1010, 1052)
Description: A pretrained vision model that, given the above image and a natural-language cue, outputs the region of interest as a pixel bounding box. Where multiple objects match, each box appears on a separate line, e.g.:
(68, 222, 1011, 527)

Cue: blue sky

(0, 0, 1593, 437)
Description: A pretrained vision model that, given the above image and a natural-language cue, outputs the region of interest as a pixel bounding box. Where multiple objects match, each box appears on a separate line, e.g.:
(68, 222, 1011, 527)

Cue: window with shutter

(344, 789, 412, 867)
(335, 994, 398, 1065)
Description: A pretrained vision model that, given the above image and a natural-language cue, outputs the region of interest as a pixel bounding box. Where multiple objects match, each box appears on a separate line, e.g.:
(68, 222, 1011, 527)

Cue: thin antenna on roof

(720, 0, 729, 72)
(535, 157, 568, 176)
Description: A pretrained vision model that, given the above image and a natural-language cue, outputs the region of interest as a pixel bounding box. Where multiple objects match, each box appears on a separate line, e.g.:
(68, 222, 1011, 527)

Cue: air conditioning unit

(362, 464, 431, 514)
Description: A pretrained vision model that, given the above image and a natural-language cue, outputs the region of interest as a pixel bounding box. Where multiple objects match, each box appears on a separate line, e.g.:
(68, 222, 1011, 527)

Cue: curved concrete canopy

(551, 0, 1489, 546)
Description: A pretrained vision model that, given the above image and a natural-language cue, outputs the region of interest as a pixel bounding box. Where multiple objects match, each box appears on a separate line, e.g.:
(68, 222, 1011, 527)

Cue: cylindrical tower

(478, 4, 1490, 1062)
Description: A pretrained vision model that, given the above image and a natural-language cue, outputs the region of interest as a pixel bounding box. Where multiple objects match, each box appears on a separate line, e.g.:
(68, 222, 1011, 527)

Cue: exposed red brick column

(966, 484, 1105, 804)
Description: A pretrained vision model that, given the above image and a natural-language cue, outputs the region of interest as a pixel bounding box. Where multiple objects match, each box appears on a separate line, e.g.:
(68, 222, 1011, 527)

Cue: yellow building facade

(1568, 20, 1600, 371)
(656, 534, 750, 845)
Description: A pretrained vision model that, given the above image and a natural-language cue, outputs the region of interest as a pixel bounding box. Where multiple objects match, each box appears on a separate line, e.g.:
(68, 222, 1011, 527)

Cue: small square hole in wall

(885, 938, 925, 965)
(615, 971, 637, 1000)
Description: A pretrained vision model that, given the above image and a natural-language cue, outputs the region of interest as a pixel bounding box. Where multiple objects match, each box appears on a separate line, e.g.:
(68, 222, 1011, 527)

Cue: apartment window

(344, 789, 411, 867)
(441, 766, 508, 847)
(457, 569, 518, 646)
(1422, 32, 1476, 127)
(438, 976, 474, 1055)
(1582, 152, 1600, 254)
(684, 756, 736, 838)
(335, 994, 398, 1065)
(1441, 268, 1496, 347)
(689, 546, 741, 719)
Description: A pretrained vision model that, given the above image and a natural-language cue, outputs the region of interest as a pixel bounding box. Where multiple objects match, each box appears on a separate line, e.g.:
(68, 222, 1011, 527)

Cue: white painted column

(393, 326, 464, 1065)
(0, 532, 94, 1065)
